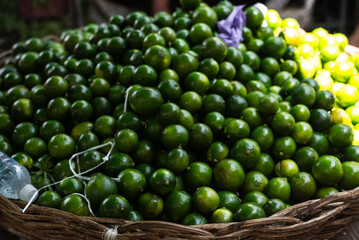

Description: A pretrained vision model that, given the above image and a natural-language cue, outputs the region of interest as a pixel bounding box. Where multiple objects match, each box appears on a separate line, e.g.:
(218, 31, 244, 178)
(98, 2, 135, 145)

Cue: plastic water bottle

(0, 152, 37, 202)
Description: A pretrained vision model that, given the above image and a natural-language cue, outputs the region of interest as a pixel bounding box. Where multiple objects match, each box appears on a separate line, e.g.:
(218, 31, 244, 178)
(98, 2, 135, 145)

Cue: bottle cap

(19, 184, 38, 202)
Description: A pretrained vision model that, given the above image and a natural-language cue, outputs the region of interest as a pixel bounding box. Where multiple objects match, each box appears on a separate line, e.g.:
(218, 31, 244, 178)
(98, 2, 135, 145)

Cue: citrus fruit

(182, 213, 208, 225)
(48, 134, 75, 159)
(327, 123, 354, 149)
(193, 186, 220, 215)
(233, 202, 266, 222)
(184, 162, 212, 189)
(161, 124, 189, 149)
(289, 172, 317, 202)
(242, 191, 268, 207)
(99, 195, 131, 219)
(312, 155, 343, 186)
(37, 191, 62, 208)
(164, 190, 192, 222)
(150, 169, 176, 196)
(136, 192, 163, 219)
(263, 198, 286, 216)
(116, 168, 146, 201)
(85, 174, 118, 207)
(213, 159, 245, 192)
(339, 161, 359, 190)
(231, 138, 261, 170)
(264, 177, 291, 202)
(59, 194, 90, 216)
(57, 177, 85, 197)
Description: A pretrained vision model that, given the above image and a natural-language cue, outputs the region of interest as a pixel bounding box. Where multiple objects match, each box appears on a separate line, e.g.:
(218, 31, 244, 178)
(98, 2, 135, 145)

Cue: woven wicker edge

(0, 186, 359, 240)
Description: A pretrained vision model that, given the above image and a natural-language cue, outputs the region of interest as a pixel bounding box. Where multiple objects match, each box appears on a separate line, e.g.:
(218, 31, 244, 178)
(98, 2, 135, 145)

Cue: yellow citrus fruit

(266, 9, 282, 29)
(331, 108, 352, 125)
(336, 84, 359, 108)
(315, 71, 333, 91)
(331, 82, 345, 94)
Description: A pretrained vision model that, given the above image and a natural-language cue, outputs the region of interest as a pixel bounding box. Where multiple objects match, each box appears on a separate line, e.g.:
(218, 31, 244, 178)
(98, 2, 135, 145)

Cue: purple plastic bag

(217, 5, 246, 47)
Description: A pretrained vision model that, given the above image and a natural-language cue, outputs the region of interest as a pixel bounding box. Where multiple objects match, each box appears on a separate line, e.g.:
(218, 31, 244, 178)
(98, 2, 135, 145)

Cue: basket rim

(0, 185, 359, 239)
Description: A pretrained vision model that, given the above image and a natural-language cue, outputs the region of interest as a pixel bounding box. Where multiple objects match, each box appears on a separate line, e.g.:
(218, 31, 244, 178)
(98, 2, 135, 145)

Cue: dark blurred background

(0, 0, 358, 52)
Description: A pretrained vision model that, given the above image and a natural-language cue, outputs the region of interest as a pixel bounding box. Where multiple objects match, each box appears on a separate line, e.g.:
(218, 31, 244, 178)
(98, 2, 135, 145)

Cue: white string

(22, 80, 130, 214)
(22, 141, 115, 213)
(102, 225, 119, 240)
(123, 87, 131, 113)
(69, 192, 96, 217)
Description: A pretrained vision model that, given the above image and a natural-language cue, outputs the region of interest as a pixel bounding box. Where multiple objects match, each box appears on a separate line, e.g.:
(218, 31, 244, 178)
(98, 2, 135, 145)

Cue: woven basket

(0, 187, 359, 240)
(1, 38, 359, 239)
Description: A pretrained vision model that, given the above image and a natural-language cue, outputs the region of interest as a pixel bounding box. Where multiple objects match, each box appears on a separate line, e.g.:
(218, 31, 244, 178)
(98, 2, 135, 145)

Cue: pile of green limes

(0, 0, 359, 225)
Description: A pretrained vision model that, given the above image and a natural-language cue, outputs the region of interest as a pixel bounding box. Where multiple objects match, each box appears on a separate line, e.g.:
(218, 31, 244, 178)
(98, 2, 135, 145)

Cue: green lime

(344, 145, 359, 162)
(231, 138, 261, 170)
(233, 202, 266, 221)
(133, 64, 158, 86)
(104, 153, 134, 177)
(182, 213, 208, 225)
(289, 172, 317, 202)
(114, 129, 139, 153)
(192, 6, 218, 29)
(47, 134, 75, 159)
(12, 152, 33, 170)
(224, 119, 250, 144)
(164, 190, 192, 222)
(240, 107, 263, 129)
(127, 210, 144, 221)
(211, 208, 233, 223)
(166, 147, 189, 174)
(136, 192, 163, 219)
(312, 155, 343, 186)
(244, 6, 264, 30)
(218, 191, 241, 212)
(99, 195, 130, 219)
(213, 159, 245, 192)
(162, 124, 189, 149)
(264, 177, 291, 202)
(150, 169, 176, 196)
(242, 171, 268, 194)
(242, 191, 268, 207)
(116, 168, 147, 202)
(24, 137, 47, 158)
(271, 112, 295, 136)
(339, 161, 359, 190)
(291, 122, 313, 145)
(189, 123, 213, 150)
(184, 71, 210, 96)
(291, 84, 316, 108)
(203, 112, 225, 135)
(144, 45, 171, 71)
(225, 95, 248, 118)
(309, 109, 332, 132)
(189, 23, 213, 45)
(86, 174, 118, 208)
(254, 153, 275, 177)
(263, 198, 286, 216)
(59, 194, 90, 216)
(327, 123, 354, 149)
(200, 37, 227, 62)
(250, 126, 274, 152)
(315, 187, 339, 198)
(57, 178, 84, 197)
(77, 132, 99, 152)
(37, 191, 62, 208)
(193, 186, 219, 215)
(174, 53, 199, 79)
(184, 162, 212, 189)
(290, 104, 310, 122)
